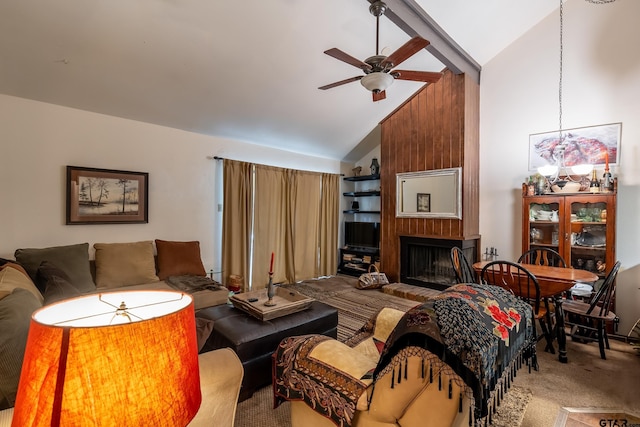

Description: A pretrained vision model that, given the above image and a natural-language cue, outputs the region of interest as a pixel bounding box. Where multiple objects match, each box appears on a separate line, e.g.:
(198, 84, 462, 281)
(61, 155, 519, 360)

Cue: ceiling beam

(369, 0, 481, 84)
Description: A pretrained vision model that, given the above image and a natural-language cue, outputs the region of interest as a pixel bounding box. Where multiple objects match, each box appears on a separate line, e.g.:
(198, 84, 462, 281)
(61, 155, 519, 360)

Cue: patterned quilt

(375, 283, 537, 421)
(273, 283, 537, 427)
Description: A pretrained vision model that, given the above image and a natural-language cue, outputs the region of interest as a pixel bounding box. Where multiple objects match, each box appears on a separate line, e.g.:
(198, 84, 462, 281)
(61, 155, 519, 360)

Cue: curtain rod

(207, 155, 344, 176)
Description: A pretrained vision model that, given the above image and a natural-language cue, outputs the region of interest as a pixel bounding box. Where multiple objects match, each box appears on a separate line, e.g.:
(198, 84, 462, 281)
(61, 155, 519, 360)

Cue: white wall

(0, 94, 341, 278)
(479, 0, 640, 333)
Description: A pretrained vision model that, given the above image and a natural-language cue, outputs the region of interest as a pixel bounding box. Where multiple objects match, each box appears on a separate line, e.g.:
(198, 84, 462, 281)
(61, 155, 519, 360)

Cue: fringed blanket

(374, 283, 537, 424)
(273, 334, 368, 427)
(273, 283, 537, 427)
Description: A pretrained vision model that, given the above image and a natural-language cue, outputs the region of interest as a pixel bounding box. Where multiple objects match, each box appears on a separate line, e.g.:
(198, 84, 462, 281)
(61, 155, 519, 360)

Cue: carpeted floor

(515, 337, 640, 427)
(281, 275, 420, 341)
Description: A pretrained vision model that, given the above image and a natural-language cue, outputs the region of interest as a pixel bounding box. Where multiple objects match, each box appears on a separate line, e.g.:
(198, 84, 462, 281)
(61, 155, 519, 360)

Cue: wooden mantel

(379, 69, 480, 282)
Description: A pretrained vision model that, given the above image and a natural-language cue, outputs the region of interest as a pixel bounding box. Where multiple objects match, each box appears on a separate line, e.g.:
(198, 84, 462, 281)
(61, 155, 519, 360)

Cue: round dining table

(472, 260, 599, 363)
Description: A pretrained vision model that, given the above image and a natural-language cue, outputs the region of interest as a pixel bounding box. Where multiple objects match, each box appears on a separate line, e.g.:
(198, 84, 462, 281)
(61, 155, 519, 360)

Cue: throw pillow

(155, 240, 207, 280)
(94, 241, 159, 288)
(0, 288, 42, 410)
(14, 243, 94, 291)
(36, 261, 85, 305)
(0, 263, 44, 304)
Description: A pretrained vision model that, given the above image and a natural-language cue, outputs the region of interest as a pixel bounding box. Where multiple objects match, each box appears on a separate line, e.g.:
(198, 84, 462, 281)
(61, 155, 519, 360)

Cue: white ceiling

(0, 0, 560, 160)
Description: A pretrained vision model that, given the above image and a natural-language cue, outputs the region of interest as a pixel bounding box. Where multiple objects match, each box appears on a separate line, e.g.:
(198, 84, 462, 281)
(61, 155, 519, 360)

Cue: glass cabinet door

(527, 201, 562, 252)
(523, 192, 615, 281)
(569, 200, 608, 277)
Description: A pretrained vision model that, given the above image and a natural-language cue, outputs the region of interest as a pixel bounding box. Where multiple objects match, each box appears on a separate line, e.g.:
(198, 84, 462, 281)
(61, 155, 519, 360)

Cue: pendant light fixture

(538, 0, 617, 188)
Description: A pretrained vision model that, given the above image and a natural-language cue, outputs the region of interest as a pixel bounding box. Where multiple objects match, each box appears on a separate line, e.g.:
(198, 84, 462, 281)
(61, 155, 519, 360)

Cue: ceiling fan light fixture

(361, 72, 394, 93)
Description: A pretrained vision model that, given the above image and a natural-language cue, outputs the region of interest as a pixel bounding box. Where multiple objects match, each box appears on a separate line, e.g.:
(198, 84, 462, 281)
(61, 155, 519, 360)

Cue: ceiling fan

(319, 0, 442, 102)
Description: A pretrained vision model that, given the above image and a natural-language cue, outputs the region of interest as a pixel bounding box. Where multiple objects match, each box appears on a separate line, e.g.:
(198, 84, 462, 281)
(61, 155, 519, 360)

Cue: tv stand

(338, 247, 380, 277)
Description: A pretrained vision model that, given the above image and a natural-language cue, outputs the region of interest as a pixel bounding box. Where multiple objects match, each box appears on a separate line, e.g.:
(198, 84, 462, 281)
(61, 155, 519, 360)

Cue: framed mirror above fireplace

(396, 168, 462, 219)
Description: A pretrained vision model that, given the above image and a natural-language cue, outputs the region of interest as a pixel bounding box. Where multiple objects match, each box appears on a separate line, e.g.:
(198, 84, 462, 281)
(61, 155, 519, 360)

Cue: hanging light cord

(558, 0, 563, 139)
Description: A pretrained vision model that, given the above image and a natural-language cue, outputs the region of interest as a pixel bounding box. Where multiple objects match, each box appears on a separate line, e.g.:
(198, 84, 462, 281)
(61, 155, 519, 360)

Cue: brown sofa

(10, 240, 229, 309)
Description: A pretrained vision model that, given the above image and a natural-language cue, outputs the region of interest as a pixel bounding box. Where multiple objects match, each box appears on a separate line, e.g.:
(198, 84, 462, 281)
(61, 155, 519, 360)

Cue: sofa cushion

(14, 243, 93, 291)
(0, 263, 43, 305)
(0, 288, 42, 410)
(155, 239, 206, 280)
(94, 241, 159, 288)
(36, 261, 86, 305)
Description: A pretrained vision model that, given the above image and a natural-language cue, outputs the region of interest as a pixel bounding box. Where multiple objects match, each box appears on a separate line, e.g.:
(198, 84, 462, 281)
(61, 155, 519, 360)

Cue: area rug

(235, 385, 532, 427)
(281, 275, 420, 341)
(553, 408, 640, 427)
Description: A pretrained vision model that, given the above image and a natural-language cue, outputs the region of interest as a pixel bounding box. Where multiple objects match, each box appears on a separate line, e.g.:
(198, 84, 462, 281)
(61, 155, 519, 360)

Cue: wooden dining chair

(564, 261, 621, 360)
(518, 248, 567, 268)
(450, 247, 476, 284)
(481, 260, 555, 353)
(518, 247, 570, 302)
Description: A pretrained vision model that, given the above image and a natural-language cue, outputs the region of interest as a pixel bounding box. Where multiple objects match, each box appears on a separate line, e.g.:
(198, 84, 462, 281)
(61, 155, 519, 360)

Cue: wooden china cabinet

(522, 189, 616, 281)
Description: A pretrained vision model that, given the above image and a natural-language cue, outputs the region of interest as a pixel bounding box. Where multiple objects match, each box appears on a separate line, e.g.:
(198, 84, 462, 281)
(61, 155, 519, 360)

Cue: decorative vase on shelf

(370, 158, 380, 175)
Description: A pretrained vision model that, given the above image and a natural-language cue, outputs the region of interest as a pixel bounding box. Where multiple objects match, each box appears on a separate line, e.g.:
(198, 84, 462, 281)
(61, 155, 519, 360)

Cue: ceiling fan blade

(324, 48, 372, 71)
(318, 76, 363, 90)
(372, 90, 386, 102)
(393, 70, 443, 83)
(381, 36, 430, 68)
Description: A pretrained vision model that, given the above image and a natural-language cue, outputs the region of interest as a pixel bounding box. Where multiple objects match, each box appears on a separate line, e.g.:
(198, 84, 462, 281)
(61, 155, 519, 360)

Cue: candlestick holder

(264, 272, 276, 306)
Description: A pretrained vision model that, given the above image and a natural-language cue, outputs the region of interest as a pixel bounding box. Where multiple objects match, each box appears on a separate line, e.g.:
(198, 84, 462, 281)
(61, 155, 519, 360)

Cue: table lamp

(11, 290, 201, 427)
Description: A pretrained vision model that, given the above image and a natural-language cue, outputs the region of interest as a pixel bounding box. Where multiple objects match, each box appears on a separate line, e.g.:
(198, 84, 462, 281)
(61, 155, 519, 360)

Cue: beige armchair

(274, 283, 538, 427)
(0, 348, 244, 427)
(276, 307, 472, 427)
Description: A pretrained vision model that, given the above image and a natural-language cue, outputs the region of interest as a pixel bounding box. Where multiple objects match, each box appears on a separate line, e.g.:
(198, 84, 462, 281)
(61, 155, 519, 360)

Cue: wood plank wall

(380, 69, 480, 281)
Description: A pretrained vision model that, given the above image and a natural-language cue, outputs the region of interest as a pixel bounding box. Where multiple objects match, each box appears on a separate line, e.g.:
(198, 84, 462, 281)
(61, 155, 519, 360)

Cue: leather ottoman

(196, 300, 338, 401)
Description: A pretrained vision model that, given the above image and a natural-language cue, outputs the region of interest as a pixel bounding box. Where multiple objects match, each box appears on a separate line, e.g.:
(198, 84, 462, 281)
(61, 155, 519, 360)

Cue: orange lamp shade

(12, 290, 201, 427)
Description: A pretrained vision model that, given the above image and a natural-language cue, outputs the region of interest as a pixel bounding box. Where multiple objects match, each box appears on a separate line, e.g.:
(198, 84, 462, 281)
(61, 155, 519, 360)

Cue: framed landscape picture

(66, 166, 149, 224)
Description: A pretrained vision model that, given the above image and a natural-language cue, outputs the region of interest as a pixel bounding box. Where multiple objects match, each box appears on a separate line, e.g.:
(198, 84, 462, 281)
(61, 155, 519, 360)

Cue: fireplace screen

(400, 236, 477, 290)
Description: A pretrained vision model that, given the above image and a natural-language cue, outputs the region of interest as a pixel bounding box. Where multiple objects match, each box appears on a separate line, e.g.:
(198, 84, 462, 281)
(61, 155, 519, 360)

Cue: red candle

(269, 252, 274, 274)
(605, 151, 609, 170)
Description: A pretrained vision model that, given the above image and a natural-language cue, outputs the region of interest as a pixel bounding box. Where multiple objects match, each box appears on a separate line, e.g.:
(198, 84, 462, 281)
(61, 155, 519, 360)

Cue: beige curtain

(221, 160, 252, 292)
(222, 159, 340, 289)
(253, 165, 289, 288)
(290, 171, 321, 281)
(318, 173, 339, 276)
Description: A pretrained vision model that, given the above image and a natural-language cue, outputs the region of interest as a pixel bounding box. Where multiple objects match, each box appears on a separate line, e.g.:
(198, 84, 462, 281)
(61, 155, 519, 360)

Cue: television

(344, 222, 379, 250)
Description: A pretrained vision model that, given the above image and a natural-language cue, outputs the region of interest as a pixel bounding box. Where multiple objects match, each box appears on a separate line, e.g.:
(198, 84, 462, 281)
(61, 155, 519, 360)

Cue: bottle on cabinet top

(589, 169, 600, 193)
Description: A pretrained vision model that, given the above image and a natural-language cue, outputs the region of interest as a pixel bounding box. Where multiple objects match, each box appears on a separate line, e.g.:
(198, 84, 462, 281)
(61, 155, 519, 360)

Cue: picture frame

(528, 122, 622, 171)
(66, 166, 149, 224)
(416, 193, 431, 213)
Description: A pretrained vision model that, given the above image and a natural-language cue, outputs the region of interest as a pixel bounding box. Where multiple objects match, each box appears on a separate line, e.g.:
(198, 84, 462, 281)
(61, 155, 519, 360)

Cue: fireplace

(400, 236, 479, 290)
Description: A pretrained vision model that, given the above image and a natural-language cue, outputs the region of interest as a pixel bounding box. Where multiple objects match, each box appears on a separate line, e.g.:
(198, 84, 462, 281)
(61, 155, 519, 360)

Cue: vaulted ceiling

(0, 0, 560, 160)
